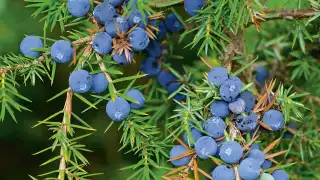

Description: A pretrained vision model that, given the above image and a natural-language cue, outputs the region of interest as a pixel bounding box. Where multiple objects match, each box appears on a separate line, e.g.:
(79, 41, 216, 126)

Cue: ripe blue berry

(93, 3, 117, 24)
(165, 13, 184, 32)
(128, 10, 148, 29)
(67, 0, 90, 17)
(157, 70, 177, 88)
(148, 20, 157, 28)
(113, 52, 133, 65)
(219, 141, 243, 164)
(262, 109, 284, 131)
(92, 32, 113, 55)
(220, 77, 243, 102)
(247, 149, 265, 166)
(228, 98, 246, 114)
(249, 126, 258, 138)
(229, 76, 244, 85)
(195, 136, 217, 159)
(251, 143, 260, 150)
(267, 93, 275, 105)
(261, 173, 275, 180)
(126, 88, 145, 109)
(261, 156, 272, 170)
(167, 82, 186, 101)
(106, 97, 131, 121)
(128, 27, 150, 51)
(148, 20, 159, 34)
(170, 145, 191, 166)
(271, 170, 289, 180)
(210, 100, 230, 118)
(183, 128, 203, 145)
(91, 73, 108, 93)
(105, 16, 129, 37)
(255, 66, 269, 84)
(157, 21, 168, 40)
(104, 0, 123, 6)
(184, 0, 205, 16)
(240, 91, 256, 112)
(51, 40, 74, 63)
(238, 158, 261, 180)
(146, 40, 163, 57)
(283, 123, 296, 139)
(236, 112, 258, 132)
(204, 116, 226, 138)
(69, 70, 92, 93)
(20, 36, 43, 58)
(141, 57, 161, 77)
(207, 67, 229, 87)
(212, 165, 236, 180)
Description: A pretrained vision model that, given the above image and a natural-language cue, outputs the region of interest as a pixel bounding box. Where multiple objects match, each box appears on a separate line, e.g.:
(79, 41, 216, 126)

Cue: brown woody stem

(264, 9, 319, 21)
(58, 88, 73, 180)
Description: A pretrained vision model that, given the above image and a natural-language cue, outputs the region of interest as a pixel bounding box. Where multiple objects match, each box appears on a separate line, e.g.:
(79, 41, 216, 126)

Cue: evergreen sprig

(32, 89, 100, 179)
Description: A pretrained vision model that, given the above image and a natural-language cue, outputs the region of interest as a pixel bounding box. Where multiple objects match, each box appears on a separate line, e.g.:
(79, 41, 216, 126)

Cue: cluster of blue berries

(69, 69, 145, 122)
(148, 68, 186, 101)
(207, 67, 259, 132)
(20, 36, 110, 95)
(20, 36, 109, 94)
(20, 35, 75, 64)
(20, 1, 186, 66)
(106, 88, 145, 122)
(169, 66, 289, 179)
(19, 1, 187, 127)
(140, 12, 184, 67)
(68, 69, 109, 94)
(67, 0, 157, 64)
(92, 1, 152, 64)
(207, 66, 285, 132)
(68, 68, 145, 122)
(140, 13, 186, 101)
(171, 138, 289, 180)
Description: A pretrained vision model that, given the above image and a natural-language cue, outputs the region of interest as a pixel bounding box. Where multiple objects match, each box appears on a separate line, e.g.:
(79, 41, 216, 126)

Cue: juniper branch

(247, 9, 320, 28)
(98, 59, 113, 83)
(208, 9, 317, 68)
(220, 31, 245, 68)
(0, 36, 92, 74)
(0, 52, 50, 74)
(264, 9, 319, 21)
(58, 88, 73, 180)
(274, 74, 320, 106)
